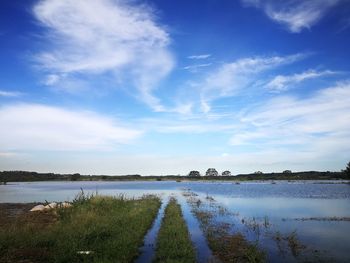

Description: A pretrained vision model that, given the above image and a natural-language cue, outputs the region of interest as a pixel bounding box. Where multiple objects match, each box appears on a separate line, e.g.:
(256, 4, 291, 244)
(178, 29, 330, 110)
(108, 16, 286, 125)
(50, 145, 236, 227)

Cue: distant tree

(254, 171, 263, 174)
(283, 170, 292, 174)
(222, 170, 231, 176)
(188, 171, 201, 177)
(206, 168, 218, 176)
(346, 161, 350, 178)
(70, 173, 81, 181)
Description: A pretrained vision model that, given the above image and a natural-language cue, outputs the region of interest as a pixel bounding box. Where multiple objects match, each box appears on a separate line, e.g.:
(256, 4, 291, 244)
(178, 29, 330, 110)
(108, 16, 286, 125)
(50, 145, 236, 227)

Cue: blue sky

(0, 0, 350, 175)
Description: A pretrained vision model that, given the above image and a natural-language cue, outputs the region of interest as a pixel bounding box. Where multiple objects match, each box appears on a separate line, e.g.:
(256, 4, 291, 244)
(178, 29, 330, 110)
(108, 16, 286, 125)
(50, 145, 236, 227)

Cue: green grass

(154, 198, 196, 263)
(0, 194, 161, 263)
(186, 193, 266, 263)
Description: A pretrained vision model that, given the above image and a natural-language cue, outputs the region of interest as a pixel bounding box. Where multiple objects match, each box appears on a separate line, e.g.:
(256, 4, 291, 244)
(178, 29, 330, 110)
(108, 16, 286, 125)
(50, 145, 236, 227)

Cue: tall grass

(0, 194, 161, 262)
(154, 197, 196, 263)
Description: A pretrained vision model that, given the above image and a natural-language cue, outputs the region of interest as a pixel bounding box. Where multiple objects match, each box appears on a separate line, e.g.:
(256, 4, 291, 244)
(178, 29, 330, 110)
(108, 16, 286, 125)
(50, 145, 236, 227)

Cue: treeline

(0, 170, 348, 182)
(234, 171, 347, 181)
(0, 171, 141, 182)
(172, 171, 347, 181)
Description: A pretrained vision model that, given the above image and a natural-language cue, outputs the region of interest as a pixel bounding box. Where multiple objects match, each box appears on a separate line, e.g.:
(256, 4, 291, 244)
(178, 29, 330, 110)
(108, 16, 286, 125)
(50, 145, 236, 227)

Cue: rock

(44, 202, 57, 210)
(30, 205, 45, 212)
(77, 251, 93, 255)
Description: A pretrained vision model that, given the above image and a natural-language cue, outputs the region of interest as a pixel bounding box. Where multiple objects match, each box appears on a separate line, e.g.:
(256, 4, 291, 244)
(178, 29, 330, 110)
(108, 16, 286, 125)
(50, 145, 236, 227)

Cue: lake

(1, 180, 350, 262)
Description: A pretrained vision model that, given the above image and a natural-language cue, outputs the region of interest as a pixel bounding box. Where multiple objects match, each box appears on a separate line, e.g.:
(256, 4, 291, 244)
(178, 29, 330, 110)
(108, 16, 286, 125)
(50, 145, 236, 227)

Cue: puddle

(178, 195, 216, 263)
(135, 197, 169, 263)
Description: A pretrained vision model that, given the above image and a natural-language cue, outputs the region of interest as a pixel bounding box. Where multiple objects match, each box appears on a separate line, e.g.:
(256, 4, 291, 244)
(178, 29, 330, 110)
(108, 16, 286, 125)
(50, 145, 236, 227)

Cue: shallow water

(1, 180, 349, 262)
(136, 197, 169, 263)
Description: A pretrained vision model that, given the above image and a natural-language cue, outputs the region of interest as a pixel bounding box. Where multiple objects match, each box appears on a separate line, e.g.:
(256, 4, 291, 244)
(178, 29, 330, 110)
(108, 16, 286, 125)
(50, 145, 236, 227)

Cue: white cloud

(139, 116, 239, 134)
(183, 63, 212, 72)
(267, 69, 338, 92)
(198, 53, 305, 112)
(230, 81, 350, 158)
(0, 104, 141, 151)
(242, 0, 342, 33)
(33, 0, 174, 110)
(0, 90, 23, 97)
(188, 54, 211, 59)
(44, 74, 61, 85)
(0, 152, 18, 157)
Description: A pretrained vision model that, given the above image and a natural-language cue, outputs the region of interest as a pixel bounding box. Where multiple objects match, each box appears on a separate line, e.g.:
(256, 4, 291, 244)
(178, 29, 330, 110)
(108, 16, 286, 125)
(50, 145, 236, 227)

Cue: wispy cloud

(0, 152, 18, 157)
(188, 54, 211, 59)
(198, 53, 305, 112)
(242, 0, 342, 33)
(0, 103, 142, 151)
(267, 69, 338, 92)
(0, 90, 23, 97)
(183, 63, 212, 72)
(33, 0, 174, 111)
(337, 17, 350, 33)
(231, 81, 350, 156)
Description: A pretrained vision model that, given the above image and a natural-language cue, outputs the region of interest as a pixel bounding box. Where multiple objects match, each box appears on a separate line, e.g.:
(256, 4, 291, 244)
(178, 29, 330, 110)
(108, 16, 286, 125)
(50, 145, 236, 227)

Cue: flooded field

(1, 180, 350, 262)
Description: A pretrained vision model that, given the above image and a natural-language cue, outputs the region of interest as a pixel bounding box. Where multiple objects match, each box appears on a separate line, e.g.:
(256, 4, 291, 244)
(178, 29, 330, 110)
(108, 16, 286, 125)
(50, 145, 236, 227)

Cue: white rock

(44, 202, 57, 210)
(30, 205, 45, 212)
(77, 251, 93, 255)
(48, 202, 57, 208)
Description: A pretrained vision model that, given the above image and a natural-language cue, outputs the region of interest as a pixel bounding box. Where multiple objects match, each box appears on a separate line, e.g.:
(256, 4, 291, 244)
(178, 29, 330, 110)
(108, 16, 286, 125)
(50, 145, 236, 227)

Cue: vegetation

(0, 194, 161, 262)
(346, 161, 350, 178)
(192, 209, 266, 263)
(154, 198, 196, 263)
(184, 191, 266, 263)
(188, 170, 201, 177)
(205, 168, 218, 176)
(221, 170, 231, 176)
(0, 169, 349, 182)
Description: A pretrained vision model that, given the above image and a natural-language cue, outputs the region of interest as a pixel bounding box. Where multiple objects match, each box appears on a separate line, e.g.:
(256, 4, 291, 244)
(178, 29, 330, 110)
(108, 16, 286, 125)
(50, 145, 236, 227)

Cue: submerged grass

(0, 193, 161, 263)
(186, 193, 266, 263)
(154, 197, 196, 263)
(193, 209, 266, 263)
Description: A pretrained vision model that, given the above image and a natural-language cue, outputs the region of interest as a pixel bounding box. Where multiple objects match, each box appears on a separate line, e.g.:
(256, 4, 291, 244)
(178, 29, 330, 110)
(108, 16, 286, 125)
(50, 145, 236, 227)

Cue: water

(1, 180, 350, 262)
(136, 197, 169, 263)
(178, 195, 214, 262)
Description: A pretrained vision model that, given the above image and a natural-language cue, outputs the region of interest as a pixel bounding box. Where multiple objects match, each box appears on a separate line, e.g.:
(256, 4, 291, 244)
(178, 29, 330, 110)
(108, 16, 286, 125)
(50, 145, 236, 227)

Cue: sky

(0, 0, 350, 175)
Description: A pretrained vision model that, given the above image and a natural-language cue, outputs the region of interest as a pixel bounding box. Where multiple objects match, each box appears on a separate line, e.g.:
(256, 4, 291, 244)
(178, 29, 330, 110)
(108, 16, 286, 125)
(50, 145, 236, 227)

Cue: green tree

(188, 171, 200, 177)
(205, 168, 218, 176)
(70, 173, 81, 181)
(346, 161, 350, 178)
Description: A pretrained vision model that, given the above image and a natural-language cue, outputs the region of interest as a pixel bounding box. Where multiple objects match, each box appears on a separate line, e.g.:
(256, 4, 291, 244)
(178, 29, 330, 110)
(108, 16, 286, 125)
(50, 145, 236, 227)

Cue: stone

(44, 202, 57, 209)
(30, 204, 45, 212)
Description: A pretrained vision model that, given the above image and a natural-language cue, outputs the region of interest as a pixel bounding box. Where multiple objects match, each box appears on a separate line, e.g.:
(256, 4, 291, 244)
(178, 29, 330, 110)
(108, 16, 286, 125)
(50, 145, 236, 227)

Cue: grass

(273, 230, 306, 258)
(154, 198, 196, 263)
(0, 194, 161, 263)
(185, 193, 266, 263)
(193, 209, 266, 263)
